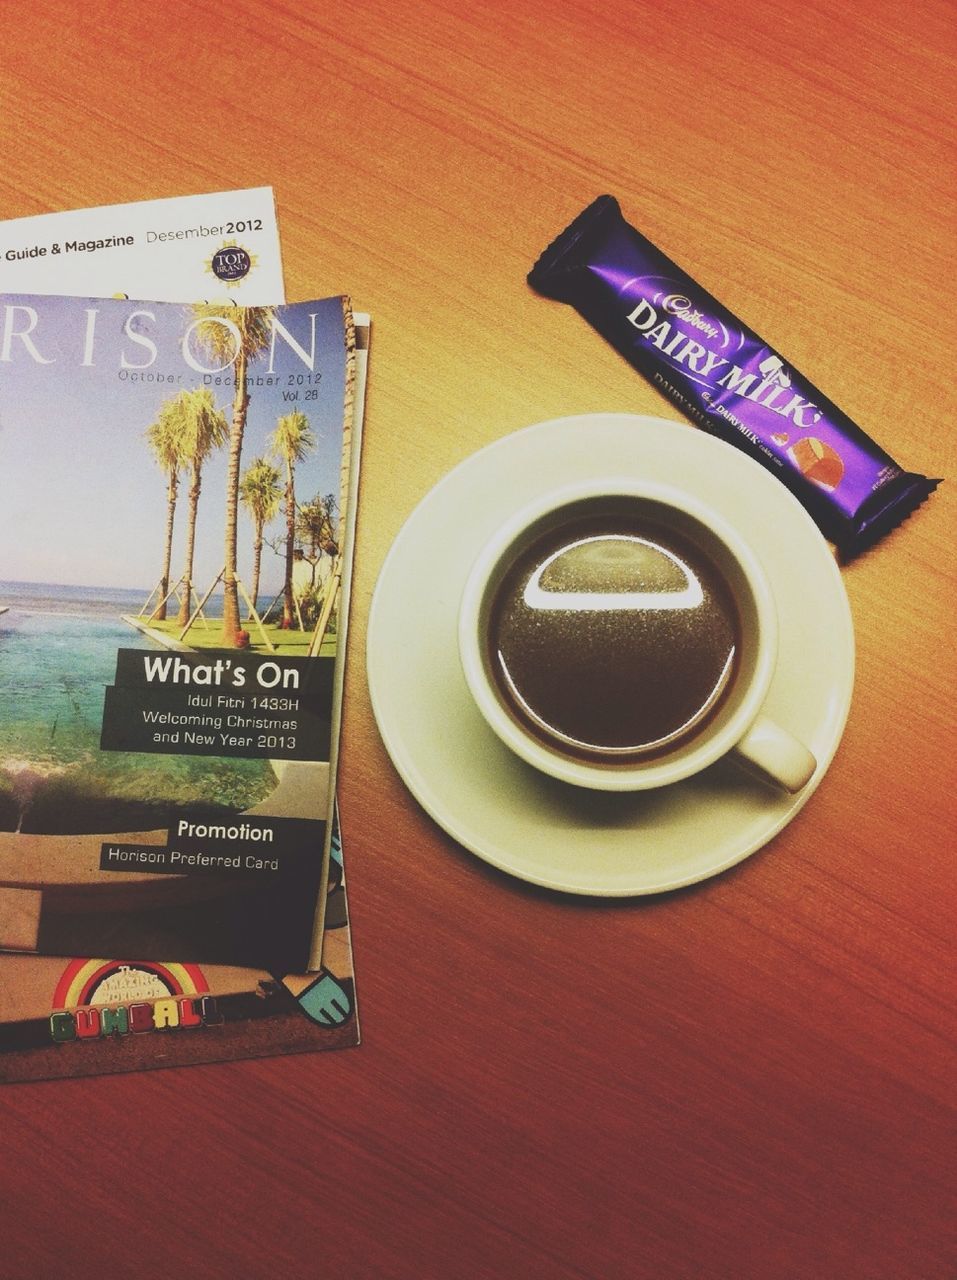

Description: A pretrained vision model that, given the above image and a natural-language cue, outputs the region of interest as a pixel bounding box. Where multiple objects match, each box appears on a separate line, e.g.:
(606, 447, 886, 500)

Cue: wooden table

(2, 2, 954, 1276)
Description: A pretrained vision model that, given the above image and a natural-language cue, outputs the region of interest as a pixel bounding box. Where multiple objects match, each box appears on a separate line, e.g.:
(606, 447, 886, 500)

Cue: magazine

(0, 805, 358, 1082)
(0, 187, 284, 304)
(0, 192, 364, 1079)
(0, 289, 357, 975)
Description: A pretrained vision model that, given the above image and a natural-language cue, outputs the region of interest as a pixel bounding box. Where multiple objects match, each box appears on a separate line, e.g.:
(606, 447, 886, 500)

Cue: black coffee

(487, 514, 741, 763)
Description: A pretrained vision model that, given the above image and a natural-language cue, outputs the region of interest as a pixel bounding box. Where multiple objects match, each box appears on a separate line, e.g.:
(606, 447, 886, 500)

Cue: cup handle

(732, 715, 817, 793)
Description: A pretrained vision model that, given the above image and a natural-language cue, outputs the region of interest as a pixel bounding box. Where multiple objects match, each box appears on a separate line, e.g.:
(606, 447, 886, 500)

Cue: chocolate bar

(528, 196, 939, 557)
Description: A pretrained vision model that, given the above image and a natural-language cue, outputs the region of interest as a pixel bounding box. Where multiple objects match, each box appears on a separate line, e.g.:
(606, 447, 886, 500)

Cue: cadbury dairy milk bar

(528, 195, 938, 557)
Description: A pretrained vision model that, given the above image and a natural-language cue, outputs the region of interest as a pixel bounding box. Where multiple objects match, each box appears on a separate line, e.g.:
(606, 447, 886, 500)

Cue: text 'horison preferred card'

(0, 290, 359, 975)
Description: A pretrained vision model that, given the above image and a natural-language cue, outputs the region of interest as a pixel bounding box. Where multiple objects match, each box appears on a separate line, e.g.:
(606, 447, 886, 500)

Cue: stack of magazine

(0, 189, 365, 1079)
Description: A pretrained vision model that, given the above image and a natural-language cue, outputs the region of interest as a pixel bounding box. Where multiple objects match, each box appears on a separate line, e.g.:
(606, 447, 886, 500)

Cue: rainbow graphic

(52, 959, 209, 1010)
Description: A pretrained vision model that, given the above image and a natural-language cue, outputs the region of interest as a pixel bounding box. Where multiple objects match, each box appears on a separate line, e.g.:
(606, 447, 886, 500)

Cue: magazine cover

(0, 290, 356, 974)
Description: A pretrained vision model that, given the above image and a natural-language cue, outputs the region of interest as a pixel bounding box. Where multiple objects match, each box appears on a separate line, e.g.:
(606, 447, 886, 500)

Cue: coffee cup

(458, 478, 816, 793)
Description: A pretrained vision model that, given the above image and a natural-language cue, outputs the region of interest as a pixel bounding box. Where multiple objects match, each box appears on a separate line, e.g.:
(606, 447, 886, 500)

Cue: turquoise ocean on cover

(0, 581, 274, 834)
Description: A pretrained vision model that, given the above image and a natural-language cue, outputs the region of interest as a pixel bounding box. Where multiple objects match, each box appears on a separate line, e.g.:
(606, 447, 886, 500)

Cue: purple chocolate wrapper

(528, 195, 938, 557)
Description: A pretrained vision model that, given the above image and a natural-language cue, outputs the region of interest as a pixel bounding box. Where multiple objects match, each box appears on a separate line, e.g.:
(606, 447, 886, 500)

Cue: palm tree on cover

(188, 302, 275, 646)
(270, 410, 316, 628)
(297, 492, 338, 560)
(239, 456, 282, 614)
(145, 400, 185, 621)
(173, 387, 229, 627)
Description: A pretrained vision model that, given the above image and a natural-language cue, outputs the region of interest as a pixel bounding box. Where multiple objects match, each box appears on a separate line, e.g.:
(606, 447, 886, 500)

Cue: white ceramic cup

(458, 478, 816, 793)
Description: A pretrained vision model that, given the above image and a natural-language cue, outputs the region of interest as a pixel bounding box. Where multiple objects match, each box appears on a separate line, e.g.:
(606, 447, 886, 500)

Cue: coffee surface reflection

(487, 517, 740, 762)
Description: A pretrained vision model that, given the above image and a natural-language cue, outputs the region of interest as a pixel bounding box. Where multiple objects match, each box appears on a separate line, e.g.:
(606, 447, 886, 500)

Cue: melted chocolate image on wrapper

(528, 195, 939, 558)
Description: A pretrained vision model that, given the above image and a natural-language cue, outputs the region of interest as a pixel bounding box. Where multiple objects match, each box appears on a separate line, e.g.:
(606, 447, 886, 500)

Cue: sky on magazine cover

(0, 295, 348, 593)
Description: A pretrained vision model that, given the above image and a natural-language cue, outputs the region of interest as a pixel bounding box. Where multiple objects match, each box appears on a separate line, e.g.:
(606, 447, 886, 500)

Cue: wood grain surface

(1, 1, 954, 1277)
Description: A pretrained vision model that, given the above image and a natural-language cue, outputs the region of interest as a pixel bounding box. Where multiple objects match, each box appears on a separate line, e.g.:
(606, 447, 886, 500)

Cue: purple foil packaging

(528, 195, 938, 558)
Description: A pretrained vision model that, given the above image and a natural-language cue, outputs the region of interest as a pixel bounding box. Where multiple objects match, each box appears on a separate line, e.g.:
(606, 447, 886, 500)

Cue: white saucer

(367, 414, 854, 895)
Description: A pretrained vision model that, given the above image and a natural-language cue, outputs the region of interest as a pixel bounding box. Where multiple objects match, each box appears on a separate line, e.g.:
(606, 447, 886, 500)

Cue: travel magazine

(0, 807, 358, 1080)
(0, 192, 365, 1076)
(0, 289, 353, 972)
